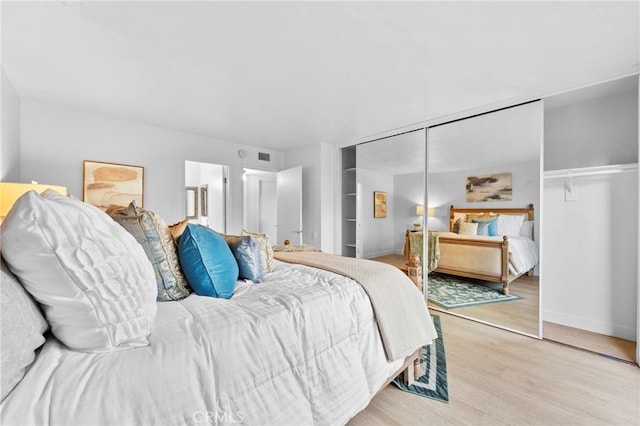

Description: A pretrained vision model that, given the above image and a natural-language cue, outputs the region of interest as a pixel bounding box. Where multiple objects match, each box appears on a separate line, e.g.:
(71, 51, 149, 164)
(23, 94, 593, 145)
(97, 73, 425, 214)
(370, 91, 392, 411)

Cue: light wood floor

(544, 321, 636, 363)
(371, 253, 636, 363)
(371, 254, 540, 336)
(349, 312, 640, 426)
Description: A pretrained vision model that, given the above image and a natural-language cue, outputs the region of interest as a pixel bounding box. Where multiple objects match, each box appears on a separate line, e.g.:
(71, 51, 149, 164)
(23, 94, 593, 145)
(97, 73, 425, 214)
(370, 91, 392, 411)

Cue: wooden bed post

(501, 236, 509, 295)
(449, 205, 455, 232)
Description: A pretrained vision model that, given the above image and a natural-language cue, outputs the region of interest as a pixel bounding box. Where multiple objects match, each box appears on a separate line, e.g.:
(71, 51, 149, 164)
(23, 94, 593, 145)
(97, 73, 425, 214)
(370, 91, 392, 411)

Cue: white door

(277, 166, 303, 245)
(258, 179, 277, 241)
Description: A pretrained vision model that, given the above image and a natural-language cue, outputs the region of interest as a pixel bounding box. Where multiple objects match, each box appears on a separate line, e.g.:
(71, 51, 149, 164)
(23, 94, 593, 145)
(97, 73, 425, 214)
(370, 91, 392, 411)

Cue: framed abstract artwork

(83, 160, 144, 210)
(466, 172, 512, 202)
(373, 191, 387, 218)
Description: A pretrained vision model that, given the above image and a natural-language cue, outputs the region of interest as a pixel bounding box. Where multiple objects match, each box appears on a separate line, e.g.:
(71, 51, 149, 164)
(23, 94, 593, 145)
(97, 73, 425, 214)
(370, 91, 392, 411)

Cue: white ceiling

(357, 129, 426, 175)
(2, 1, 638, 152)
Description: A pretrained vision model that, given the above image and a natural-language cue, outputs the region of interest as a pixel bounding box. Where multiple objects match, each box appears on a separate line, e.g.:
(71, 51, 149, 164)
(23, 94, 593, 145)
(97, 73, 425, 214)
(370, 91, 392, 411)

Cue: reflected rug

(392, 316, 448, 402)
(428, 273, 520, 309)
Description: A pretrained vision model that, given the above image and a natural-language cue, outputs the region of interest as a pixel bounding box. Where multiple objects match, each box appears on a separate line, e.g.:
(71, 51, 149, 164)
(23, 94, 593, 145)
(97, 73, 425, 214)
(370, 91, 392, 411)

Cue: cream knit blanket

(274, 251, 437, 362)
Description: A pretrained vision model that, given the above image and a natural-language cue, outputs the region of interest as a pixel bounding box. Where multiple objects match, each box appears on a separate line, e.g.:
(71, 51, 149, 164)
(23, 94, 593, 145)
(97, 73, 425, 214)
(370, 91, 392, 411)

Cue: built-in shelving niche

(341, 146, 357, 257)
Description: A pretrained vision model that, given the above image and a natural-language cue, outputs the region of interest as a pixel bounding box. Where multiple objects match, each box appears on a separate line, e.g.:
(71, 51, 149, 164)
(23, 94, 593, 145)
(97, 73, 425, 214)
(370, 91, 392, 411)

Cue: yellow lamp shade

(416, 204, 424, 216)
(0, 182, 68, 220)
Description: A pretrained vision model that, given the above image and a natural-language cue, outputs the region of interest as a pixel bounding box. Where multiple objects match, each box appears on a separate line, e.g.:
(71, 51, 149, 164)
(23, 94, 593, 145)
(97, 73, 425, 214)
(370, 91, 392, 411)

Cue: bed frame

(433, 204, 535, 295)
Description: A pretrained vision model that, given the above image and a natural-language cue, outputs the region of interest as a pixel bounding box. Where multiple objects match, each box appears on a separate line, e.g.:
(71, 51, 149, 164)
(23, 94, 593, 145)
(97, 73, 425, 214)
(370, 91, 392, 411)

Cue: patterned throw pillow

(168, 219, 189, 243)
(241, 229, 274, 273)
(109, 202, 191, 301)
(458, 222, 478, 236)
(272, 244, 321, 252)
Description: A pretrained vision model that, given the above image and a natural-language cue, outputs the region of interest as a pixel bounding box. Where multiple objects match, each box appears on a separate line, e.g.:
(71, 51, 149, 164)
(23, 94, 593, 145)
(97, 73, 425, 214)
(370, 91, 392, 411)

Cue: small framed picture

(374, 191, 387, 218)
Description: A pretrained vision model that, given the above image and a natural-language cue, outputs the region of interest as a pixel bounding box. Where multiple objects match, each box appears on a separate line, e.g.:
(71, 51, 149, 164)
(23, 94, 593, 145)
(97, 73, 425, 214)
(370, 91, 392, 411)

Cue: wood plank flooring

(370, 254, 540, 336)
(349, 312, 639, 426)
(370, 254, 636, 361)
(544, 321, 636, 363)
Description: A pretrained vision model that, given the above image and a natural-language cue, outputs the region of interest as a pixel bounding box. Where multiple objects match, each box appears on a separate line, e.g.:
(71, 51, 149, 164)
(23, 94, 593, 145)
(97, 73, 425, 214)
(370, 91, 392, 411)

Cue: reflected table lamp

(414, 204, 424, 230)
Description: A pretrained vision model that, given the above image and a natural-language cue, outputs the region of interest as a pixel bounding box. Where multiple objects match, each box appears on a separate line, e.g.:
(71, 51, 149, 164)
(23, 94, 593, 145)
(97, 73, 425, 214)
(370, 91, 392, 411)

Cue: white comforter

(0, 261, 403, 426)
(506, 236, 539, 275)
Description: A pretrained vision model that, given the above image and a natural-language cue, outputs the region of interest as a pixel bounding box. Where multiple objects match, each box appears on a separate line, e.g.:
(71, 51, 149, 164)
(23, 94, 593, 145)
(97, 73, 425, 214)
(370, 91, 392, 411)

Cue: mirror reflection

(355, 129, 427, 291)
(426, 101, 543, 337)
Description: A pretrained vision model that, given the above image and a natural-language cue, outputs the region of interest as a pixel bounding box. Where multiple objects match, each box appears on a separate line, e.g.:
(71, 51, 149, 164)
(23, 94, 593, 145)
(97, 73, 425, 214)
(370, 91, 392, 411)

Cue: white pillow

(496, 214, 526, 238)
(0, 260, 48, 401)
(520, 220, 534, 239)
(1, 190, 157, 352)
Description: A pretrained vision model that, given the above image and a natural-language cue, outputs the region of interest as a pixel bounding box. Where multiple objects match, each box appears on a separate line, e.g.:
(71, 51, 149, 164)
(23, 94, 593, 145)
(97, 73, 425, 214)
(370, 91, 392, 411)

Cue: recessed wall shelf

(341, 146, 358, 258)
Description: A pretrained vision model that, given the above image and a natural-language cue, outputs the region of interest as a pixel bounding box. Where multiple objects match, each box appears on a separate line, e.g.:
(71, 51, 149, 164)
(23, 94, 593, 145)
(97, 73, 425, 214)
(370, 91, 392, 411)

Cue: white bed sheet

(0, 261, 403, 426)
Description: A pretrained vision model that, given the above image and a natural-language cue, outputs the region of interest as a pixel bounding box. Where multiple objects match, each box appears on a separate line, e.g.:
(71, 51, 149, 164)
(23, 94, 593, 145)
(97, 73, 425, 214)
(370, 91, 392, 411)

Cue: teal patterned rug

(392, 316, 448, 402)
(428, 273, 520, 309)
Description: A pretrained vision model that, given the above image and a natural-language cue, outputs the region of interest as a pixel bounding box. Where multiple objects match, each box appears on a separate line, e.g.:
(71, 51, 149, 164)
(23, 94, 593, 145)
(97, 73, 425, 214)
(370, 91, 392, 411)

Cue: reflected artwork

(466, 172, 512, 202)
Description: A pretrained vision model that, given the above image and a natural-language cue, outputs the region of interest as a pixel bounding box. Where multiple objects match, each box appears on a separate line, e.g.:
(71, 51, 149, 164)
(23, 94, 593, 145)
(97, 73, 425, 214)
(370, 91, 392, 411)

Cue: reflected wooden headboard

(448, 204, 534, 232)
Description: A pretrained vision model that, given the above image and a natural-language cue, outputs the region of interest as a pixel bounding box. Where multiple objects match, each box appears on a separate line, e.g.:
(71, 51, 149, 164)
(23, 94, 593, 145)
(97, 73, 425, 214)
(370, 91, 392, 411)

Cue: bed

(406, 204, 538, 295)
(0, 189, 436, 425)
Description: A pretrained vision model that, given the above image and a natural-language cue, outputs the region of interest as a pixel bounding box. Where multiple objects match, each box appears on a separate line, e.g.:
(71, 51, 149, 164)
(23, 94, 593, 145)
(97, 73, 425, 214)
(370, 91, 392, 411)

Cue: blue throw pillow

(472, 218, 498, 236)
(223, 235, 264, 283)
(178, 224, 239, 298)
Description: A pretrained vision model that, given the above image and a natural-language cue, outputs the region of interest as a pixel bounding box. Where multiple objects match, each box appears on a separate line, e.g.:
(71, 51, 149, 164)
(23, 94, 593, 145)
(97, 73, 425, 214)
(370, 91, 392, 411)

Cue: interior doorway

(185, 161, 228, 233)
(243, 169, 277, 242)
(243, 166, 303, 245)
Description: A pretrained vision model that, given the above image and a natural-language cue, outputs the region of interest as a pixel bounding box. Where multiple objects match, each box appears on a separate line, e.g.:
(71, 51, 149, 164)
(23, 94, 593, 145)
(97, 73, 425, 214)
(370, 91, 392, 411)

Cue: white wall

(393, 172, 424, 252)
(545, 90, 638, 171)
(358, 168, 395, 258)
(284, 143, 336, 252)
(542, 82, 639, 342)
(543, 172, 638, 340)
(1, 68, 21, 181)
(19, 100, 284, 231)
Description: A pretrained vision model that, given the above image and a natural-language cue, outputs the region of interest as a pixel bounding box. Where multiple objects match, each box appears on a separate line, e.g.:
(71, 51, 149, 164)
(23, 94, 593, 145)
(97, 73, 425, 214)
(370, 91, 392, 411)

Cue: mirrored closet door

(341, 129, 428, 294)
(425, 101, 543, 337)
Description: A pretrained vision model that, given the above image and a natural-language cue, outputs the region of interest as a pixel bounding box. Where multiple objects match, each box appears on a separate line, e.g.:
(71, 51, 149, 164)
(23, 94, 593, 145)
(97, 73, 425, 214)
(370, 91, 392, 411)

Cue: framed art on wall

(465, 172, 512, 202)
(83, 160, 144, 210)
(373, 191, 387, 218)
(185, 186, 198, 219)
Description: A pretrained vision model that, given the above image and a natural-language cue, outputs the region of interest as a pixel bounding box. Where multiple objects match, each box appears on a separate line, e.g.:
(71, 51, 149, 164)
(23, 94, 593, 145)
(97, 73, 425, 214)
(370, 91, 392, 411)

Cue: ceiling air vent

(258, 152, 271, 161)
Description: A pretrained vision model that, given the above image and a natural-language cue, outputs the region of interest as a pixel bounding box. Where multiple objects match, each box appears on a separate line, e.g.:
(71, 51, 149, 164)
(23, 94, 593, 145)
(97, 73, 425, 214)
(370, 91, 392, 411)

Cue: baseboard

(543, 309, 636, 341)
(365, 249, 399, 259)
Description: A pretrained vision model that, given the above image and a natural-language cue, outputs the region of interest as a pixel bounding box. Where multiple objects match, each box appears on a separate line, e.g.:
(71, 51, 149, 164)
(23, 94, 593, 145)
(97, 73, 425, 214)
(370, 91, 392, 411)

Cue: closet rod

(544, 163, 638, 179)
